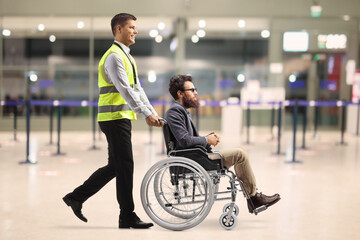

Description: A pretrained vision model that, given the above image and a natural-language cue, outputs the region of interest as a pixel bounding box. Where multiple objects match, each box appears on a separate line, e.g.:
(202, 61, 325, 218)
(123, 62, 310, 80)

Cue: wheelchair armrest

(168, 147, 208, 157)
(191, 145, 208, 153)
(168, 147, 223, 172)
(207, 152, 223, 161)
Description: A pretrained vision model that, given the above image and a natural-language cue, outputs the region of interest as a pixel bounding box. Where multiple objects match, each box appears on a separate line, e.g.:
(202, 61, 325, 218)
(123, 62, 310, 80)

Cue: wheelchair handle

(158, 118, 167, 125)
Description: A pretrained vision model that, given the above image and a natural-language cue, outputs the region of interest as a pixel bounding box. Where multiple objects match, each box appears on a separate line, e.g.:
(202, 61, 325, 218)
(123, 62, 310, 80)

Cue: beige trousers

(219, 148, 257, 196)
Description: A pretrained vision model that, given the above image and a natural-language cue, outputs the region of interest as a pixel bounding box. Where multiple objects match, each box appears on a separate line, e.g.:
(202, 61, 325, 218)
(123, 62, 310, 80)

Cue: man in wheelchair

(164, 74, 280, 213)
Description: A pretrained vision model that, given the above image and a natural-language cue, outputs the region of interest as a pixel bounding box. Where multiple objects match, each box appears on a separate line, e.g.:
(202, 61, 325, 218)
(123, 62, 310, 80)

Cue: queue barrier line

(2, 99, 358, 108)
(2, 100, 359, 164)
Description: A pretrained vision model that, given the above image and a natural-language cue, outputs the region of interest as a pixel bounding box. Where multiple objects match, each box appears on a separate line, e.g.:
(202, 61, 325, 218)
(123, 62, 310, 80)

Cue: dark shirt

(164, 101, 209, 150)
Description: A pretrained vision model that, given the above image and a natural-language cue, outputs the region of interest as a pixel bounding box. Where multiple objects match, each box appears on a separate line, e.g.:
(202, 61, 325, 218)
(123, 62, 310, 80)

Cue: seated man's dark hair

(169, 75, 193, 100)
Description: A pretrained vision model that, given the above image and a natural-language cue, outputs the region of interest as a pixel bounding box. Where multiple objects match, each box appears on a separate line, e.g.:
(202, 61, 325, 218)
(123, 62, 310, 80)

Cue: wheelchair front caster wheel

(222, 203, 239, 216)
(219, 212, 237, 230)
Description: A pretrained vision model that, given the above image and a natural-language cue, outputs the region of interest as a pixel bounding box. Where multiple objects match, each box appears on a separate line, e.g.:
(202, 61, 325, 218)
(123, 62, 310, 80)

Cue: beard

(183, 96, 200, 109)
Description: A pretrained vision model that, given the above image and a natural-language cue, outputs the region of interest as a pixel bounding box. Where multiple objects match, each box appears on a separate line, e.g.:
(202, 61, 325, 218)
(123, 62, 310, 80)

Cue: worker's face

(180, 81, 199, 109)
(117, 19, 137, 47)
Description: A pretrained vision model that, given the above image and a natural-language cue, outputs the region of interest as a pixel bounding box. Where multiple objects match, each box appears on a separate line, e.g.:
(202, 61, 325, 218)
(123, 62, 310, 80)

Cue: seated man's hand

(145, 114, 163, 127)
(206, 132, 220, 146)
(213, 132, 220, 145)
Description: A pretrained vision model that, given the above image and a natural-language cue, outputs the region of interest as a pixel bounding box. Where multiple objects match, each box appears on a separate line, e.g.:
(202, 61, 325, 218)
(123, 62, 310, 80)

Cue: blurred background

(1, 2, 360, 238)
(0, 0, 359, 131)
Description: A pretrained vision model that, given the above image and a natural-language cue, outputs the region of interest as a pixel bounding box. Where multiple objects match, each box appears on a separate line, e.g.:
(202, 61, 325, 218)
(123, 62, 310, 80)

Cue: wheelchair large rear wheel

(141, 157, 214, 231)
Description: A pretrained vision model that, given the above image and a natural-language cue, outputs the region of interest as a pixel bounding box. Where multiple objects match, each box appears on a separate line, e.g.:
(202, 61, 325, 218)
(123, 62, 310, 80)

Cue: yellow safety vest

(97, 43, 137, 122)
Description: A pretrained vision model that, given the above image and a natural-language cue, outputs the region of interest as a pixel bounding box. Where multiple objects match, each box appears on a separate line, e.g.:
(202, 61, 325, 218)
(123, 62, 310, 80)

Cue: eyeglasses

(182, 88, 197, 93)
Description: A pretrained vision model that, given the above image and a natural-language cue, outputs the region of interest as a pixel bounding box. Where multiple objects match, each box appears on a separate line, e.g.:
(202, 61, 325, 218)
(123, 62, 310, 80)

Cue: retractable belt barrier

(1, 99, 358, 164)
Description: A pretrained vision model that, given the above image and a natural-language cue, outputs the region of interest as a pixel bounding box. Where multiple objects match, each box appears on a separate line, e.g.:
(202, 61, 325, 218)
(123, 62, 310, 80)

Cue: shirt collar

(114, 40, 130, 55)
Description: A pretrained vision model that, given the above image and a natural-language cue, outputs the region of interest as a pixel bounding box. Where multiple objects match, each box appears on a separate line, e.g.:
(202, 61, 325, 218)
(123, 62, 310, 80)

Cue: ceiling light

(2, 29, 11, 37)
(196, 29, 206, 38)
(289, 74, 297, 82)
(49, 35, 56, 42)
(343, 15, 350, 21)
(155, 35, 163, 43)
(198, 19, 206, 28)
(29, 73, 38, 82)
(38, 24, 45, 31)
(149, 29, 159, 38)
(191, 35, 199, 43)
(77, 21, 85, 29)
(261, 30, 270, 38)
(158, 22, 165, 30)
(237, 74, 245, 82)
(237, 19, 246, 28)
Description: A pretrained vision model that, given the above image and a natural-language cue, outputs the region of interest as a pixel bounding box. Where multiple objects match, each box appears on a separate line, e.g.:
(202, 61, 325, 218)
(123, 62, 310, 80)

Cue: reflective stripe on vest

(98, 104, 132, 113)
(99, 85, 134, 94)
(97, 43, 137, 122)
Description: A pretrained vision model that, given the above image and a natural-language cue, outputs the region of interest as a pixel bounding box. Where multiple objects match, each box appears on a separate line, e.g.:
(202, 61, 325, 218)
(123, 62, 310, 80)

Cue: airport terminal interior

(1, 0, 360, 239)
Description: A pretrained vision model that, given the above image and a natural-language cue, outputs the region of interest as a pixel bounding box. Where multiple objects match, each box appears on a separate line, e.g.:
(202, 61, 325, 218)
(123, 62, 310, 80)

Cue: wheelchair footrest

(246, 199, 268, 215)
(252, 205, 267, 215)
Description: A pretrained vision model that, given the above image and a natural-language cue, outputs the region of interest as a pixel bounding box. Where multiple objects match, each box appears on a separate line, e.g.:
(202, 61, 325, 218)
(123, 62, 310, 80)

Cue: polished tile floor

(0, 128, 359, 240)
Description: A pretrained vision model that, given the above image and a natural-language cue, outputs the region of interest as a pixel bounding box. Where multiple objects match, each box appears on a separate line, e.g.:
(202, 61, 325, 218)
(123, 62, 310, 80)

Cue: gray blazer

(164, 101, 209, 150)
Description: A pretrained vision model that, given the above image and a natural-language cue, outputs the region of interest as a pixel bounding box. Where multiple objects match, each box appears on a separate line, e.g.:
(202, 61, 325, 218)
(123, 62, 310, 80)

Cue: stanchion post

(287, 100, 302, 163)
(25, 100, 31, 161)
(57, 105, 61, 154)
(49, 105, 54, 145)
(13, 105, 17, 141)
(337, 102, 347, 146)
(148, 126, 153, 145)
(356, 103, 360, 136)
(19, 75, 36, 164)
(19, 99, 34, 164)
(313, 105, 319, 139)
(292, 101, 297, 161)
(89, 105, 99, 150)
(301, 104, 307, 149)
(54, 105, 65, 155)
(270, 104, 275, 140)
(341, 104, 345, 144)
(276, 101, 283, 155)
(246, 101, 250, 145)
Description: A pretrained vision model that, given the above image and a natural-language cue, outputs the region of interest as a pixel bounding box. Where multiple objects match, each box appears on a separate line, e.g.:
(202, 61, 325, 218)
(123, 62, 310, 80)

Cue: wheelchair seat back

(162, 123, 175, 154)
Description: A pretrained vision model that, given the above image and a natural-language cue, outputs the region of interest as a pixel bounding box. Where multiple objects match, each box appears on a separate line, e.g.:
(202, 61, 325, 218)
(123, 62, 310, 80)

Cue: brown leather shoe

(250, 192, 281, 210)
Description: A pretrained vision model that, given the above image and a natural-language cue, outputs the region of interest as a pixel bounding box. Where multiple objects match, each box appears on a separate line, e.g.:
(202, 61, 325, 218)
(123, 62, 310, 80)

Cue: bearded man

(164, 74, 280, 213)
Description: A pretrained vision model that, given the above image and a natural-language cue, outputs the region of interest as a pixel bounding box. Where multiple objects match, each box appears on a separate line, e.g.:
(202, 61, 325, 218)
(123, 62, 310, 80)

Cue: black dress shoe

(63, 194, 88, 223)
(119, 213, 153, 229)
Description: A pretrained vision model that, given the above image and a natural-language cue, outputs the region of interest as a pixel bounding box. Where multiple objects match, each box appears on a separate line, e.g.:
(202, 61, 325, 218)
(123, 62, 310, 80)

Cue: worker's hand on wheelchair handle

(145, 114, 163, 127)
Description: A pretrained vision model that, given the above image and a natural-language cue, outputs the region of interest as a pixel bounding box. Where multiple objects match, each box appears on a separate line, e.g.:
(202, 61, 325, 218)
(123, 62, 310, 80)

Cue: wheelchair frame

(140, 122, 267, 230)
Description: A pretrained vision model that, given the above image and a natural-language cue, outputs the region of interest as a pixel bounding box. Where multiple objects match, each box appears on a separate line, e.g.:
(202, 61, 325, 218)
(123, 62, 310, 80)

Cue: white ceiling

(1, 16, 270, 39)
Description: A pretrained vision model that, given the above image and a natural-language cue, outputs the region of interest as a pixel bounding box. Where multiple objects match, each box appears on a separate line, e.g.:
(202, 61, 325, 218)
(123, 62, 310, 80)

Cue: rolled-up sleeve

(104, 53, 157, 118)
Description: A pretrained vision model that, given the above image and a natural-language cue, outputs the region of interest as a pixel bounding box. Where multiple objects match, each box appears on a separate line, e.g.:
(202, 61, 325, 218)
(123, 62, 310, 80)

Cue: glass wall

(2, 34, 269, 108)
(1, 16, 358, 130)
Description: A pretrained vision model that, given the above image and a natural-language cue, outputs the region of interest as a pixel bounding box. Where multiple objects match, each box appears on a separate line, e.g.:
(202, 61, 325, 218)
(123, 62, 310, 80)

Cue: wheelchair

(140, 120, 268, 230)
